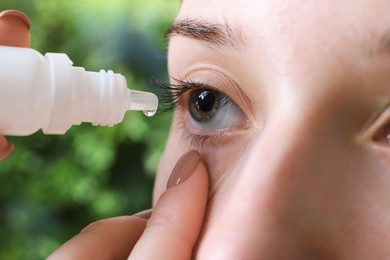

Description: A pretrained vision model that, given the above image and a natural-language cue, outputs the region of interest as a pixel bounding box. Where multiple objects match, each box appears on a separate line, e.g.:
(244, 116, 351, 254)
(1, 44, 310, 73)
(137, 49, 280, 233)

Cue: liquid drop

(143, 109, 157, 117)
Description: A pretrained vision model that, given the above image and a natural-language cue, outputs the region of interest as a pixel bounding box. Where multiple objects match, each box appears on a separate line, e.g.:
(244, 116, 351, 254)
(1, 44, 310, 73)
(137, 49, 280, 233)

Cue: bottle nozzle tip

(127, 90, 158, 116)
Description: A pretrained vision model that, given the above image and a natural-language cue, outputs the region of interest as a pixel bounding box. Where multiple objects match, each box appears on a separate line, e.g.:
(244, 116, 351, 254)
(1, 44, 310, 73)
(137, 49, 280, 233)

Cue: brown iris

(188, 89, 221, 122)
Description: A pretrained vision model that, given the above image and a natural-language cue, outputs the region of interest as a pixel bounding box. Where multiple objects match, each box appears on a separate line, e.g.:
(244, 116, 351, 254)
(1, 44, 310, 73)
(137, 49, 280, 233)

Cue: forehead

(179, 0, 390, 27)
(174, 0, 390, 83)
(177, 0, 390, 54)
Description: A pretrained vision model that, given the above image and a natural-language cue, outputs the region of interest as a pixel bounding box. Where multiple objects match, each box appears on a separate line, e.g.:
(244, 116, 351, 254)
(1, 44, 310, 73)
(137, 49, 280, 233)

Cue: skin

(154, 0, 390, 258)
(6, 0, 390, 258)
(49, 151, 209, 259)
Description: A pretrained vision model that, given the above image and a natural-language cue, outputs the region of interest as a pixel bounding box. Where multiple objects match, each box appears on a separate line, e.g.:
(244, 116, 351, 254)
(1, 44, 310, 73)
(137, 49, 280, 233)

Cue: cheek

(202, 137, 250, 197)
(338, 150, 390, 255)
(199, 146, 390, 257)
(153, 119, 251, 205)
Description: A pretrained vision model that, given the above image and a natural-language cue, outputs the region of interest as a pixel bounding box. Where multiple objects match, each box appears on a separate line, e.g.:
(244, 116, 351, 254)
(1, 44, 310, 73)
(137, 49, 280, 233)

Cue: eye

(187, 88, 246, 131)
(373, 120, 390, 145)
(363, 104, 390, 147)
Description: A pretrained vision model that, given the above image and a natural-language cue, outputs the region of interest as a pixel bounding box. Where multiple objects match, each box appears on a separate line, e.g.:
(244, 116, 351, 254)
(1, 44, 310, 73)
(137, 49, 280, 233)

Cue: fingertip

(129, 152, 209, 260)
(0, 10, 31, 47)
(167, 150, 202, 189)
(0, 10, 31, 29)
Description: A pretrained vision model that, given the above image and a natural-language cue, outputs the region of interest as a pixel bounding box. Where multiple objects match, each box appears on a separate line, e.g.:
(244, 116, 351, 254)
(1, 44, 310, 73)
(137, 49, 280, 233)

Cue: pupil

(196, 90, 216, 112)
(189, 89, 220, 122)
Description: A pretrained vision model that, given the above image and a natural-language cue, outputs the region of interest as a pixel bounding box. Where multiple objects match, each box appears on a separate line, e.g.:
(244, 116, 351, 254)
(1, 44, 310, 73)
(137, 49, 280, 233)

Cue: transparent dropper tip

(126, 89, 159, 117)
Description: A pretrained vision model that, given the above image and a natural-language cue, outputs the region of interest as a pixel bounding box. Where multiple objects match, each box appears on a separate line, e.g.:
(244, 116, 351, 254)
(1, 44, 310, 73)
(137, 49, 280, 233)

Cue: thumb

(0, 10, 31, 161)
(0, 135, 14, 161)
(129, 150, 209, 260)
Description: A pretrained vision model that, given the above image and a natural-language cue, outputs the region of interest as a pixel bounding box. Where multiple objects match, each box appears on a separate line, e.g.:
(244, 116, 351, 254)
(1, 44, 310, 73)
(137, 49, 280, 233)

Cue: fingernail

(133, 209, 153, 220)
(0, 10, 31, 47)
(167, 150, 201, 189)
(0, 10, 31, 29)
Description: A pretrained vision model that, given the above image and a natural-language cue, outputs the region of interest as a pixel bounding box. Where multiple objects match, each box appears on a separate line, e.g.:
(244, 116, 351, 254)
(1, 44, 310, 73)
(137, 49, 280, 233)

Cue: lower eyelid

(173, 111, 246, 150)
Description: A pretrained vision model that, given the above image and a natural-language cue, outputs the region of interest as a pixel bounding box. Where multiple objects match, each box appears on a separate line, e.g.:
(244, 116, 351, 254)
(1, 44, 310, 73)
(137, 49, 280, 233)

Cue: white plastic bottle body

(0, 46, 158, 136)
(0, 46, 52, 135)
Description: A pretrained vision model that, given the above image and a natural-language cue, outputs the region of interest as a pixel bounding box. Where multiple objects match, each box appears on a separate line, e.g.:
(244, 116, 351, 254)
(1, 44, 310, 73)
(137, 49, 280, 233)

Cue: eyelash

(153, 78, 234, 148)
(154, 78, 218, 112)
(175, 118, 234, 149)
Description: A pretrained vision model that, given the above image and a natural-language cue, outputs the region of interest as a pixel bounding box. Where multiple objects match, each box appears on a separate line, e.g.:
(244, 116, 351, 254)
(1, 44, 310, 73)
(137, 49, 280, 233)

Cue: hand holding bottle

(0, 9, 158, 159)
(0, 10, 31, 161)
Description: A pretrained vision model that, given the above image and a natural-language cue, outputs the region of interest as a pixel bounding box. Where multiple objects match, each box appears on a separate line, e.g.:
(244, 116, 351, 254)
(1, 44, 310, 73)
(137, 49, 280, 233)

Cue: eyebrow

(165, 18, 241, 49)
(166, 19, 390, 60)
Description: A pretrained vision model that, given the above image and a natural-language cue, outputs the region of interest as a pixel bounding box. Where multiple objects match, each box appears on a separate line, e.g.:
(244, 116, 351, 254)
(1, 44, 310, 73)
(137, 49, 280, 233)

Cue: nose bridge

(244, 115, 328, 223)
(235, 82, 344, 206)
(239, 112, 317, 201)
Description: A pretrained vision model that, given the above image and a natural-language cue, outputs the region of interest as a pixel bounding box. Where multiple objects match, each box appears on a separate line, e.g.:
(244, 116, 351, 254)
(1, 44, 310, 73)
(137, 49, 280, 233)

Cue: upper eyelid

(163, 79, 234, 112)
(178, 77, 252, 121)
(182, 70, 255, 119)
(156, 68, 255, 118)
(153, 78, 229, 116)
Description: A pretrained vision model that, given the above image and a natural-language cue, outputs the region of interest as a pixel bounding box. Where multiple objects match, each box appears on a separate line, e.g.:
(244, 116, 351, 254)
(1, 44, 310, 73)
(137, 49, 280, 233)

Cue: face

(154, 0, 390, 258)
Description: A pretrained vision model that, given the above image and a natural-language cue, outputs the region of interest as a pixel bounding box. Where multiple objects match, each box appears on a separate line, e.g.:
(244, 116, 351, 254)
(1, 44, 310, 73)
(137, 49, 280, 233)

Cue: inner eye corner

(372, 121, 390, 146)
(355, 103, 390, 148)
(360, 111, 390, 147)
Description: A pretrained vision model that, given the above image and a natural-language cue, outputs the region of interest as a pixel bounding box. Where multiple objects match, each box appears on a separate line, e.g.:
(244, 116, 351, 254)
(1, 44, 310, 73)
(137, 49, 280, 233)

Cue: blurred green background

(0, 0, 179, 258)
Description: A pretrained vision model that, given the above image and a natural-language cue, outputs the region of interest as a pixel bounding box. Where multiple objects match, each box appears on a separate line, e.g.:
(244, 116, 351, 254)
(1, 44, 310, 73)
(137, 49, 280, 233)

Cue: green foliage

(0, 1, 179, 258)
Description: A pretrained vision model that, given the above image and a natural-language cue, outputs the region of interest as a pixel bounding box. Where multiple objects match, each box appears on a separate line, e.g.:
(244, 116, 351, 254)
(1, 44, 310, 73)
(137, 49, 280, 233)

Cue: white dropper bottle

(0, 46, 158, 136)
